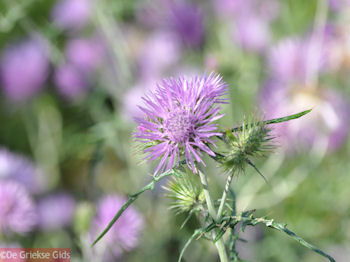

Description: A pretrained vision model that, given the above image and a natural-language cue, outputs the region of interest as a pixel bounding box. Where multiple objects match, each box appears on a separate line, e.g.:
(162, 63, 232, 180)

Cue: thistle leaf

(91, 168, 180, 246)
(231, 109, 312, 132)
(262, 220, 335, 262)
(218, 213, 335, 262)
(178, 229, 203, 262)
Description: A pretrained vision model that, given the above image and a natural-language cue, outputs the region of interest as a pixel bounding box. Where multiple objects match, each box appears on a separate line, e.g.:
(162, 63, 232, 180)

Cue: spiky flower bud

(163, 172, 205, 214)
(221, 119, 275, 174)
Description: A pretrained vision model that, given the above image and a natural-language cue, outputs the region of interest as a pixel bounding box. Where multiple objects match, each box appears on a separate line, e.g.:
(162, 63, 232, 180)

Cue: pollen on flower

(134, 73, 228, 174)
(164, 109, 194, 142)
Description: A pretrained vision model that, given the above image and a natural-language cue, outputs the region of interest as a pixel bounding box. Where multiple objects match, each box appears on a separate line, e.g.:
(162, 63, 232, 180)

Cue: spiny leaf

(263, 109, 312, 125)
(178, 229, 203, 262)
(231, 109, 312, 132)
(92, 168, 180, 246)
(246, 159, 269, 184)
(218, 214, 335, 262)
(262, 220, 335, 262)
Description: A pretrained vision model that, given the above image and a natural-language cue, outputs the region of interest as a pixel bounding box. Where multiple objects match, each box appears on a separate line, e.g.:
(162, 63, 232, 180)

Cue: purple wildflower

(122, 80, 156, 120)
(261, 37, 350, 152)
(90, 195, 143, 260)
(167, 1, 205, 47)
(213, 0, 279, 53)
(328, 0, 350, 10)
(233, 15, 270, 53)
(134, 73, 228, 174)
(138, 32, 180, 80)
(213, 0, 279, 21)
(137, 0, 205, 48)
(65, 37, 105, 73)
(52, 0, 91, 31)
(37, 193, 76, 231)
(0, 147, 47, 194)
(0, 38, 48, 102)
(54, 64, 88, 100)
(0, 181, 37, 234)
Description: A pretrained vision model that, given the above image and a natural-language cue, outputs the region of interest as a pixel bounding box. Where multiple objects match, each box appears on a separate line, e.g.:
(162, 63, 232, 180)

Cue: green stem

(198, 171, 229, 262)
(217, 172, 235, 219)
(92, 168, 179, 246)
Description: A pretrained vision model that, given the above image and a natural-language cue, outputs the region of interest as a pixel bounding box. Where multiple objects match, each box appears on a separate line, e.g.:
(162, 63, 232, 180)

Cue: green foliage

(179, 210, 335, 262)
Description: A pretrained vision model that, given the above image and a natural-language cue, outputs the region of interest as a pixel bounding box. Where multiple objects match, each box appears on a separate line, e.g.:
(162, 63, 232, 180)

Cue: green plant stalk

(198, 170, 229, 262)
(217, 171, 235, 220)
(92, 168, 179, 246)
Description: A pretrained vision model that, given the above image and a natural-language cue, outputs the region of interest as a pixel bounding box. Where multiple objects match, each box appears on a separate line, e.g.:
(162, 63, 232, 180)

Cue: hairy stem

(198, 171, 229, 262)
(217, 171, 235, 219)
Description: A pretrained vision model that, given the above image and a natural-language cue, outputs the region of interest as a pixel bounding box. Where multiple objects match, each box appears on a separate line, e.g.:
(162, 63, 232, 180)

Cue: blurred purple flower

(54, 64, 88, 100)
(65, 37, 105, 73)
(0, 39, 48, 102)
(91, 195, 143, 260)
(52, 0, 91, 31)
(213, 0, 279, 53)
(328, 0, 350, 10)
(122, 81, 155, 120)
(138, 32, 180, 80)
(261, 37, 350, 151)
(0, 181, 37, 234)
(37, 193, 76, 231)
(213, 0, 250, 16)
(261, 80, 350, 151)
(214, 0, 279, 21)
(268, 37, 328, 83)
(137, 0, 205, 48)
(167, 1, 205, 47)
(233, 15, 270, 53)
(0, 147, 47, 194)
(134, 73, 227, 174)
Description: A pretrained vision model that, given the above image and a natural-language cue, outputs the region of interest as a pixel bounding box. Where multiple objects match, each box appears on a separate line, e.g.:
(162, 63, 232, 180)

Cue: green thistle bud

(221, 118, 275, 174)
(163, 172, 205, 214)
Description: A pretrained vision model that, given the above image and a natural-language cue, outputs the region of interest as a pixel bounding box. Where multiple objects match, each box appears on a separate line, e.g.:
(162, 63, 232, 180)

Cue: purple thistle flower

(167, 1, 205, 48)
(0, 181, 37, 235)
(134, 73, 228, 174)
(37, 193, 76, 231)
(138, 32, 180, 80)
(137, 0, 205, 48)
(65, 37, 105, 73)
(0, 38, 48, 102)
(54, 64, 88, 100)
(90, 195, 144, 260)
(233, 15, 270, 53)
(261, 37, 350, 152)
(268, 37, 328, 83)
(52, 0, 91, 31)
(0, 147, 47, 194)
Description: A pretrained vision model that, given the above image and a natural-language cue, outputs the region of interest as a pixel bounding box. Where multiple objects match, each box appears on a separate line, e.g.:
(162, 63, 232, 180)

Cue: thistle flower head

(134, 73, 228, 174)
(222, 119, 274, 173)
(37, 193, 76, 231)
(0, 181, 37, 234)
(163, 172, 205, 214)
(0, 147, 47, 194)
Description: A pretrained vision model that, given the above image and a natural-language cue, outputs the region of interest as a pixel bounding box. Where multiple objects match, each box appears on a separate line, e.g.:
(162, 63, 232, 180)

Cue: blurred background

(0, 0, 349, 261)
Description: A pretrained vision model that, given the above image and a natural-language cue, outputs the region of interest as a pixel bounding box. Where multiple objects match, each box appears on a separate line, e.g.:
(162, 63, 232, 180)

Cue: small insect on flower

(222, 118, 275, 175)
(134, 73, 228, 174)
